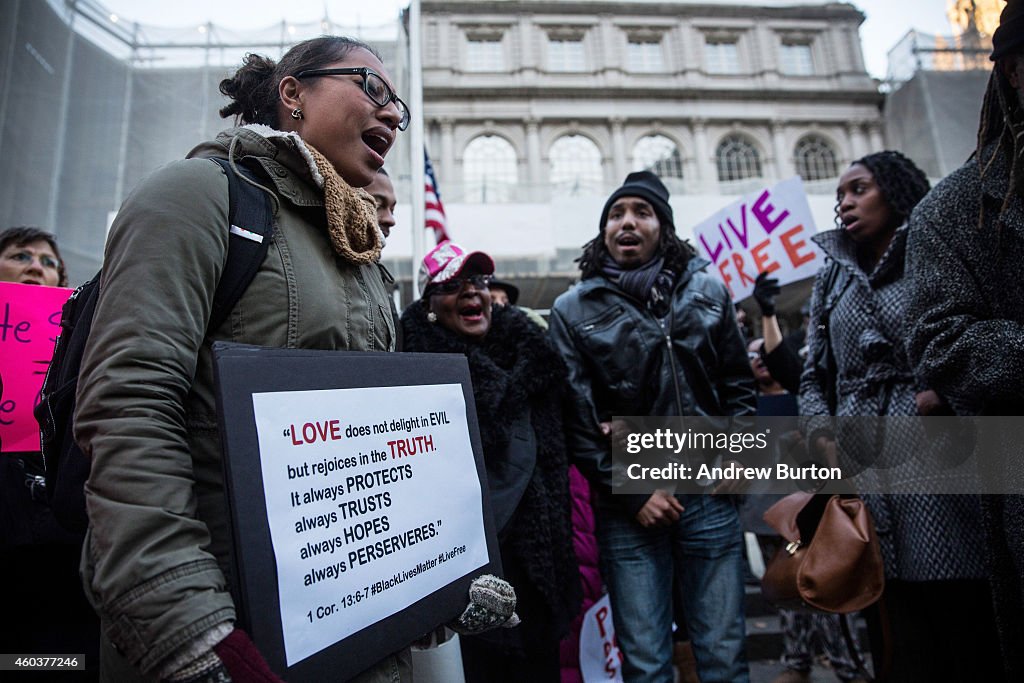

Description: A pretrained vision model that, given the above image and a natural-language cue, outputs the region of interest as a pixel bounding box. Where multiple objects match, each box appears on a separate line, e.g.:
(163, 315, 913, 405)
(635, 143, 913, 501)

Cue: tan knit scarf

(306, 145, 383, 265)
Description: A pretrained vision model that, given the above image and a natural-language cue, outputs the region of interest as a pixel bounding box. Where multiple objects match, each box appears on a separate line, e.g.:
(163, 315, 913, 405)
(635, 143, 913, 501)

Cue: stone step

(747, 614, 785, 661)
(742, 585, 871, 663)
(745, 582, 777, 617)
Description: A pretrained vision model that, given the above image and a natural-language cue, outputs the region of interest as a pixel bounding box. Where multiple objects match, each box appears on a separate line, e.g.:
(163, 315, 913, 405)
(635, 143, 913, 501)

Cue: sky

(100, 0, 956, 80)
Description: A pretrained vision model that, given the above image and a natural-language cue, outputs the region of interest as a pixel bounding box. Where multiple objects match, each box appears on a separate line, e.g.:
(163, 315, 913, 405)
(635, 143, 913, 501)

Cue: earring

(291, 107, 303, 120)
(427, 311, 438, 323)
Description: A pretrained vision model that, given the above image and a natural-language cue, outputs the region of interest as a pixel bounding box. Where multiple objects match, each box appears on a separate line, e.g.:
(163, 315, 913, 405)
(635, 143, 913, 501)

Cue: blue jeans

(597, 495, 749, 683)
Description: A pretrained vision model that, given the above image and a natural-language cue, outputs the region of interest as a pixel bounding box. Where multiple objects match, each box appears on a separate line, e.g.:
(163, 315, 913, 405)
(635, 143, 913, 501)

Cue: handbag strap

(839, 612, 873, 682)
(841, 595, 893, 683)
(874, 596, 894, 683)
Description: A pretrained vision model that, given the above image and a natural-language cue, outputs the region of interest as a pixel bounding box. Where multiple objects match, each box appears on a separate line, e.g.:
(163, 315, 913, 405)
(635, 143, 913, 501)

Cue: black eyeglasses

(431, 274, 493, 295)
(294, 67, 410, 131)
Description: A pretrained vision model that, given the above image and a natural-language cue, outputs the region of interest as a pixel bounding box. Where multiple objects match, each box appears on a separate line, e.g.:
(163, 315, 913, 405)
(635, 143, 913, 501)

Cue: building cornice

(421, 83, 883, 105)
(422, 1, 866, 25)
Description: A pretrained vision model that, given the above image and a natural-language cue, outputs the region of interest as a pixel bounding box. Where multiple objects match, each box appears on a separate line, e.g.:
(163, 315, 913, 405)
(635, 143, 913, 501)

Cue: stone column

(867, 122, 884, 154)
(439, 118, 455, 186)
(519, 15, 535, 73)
(771, 120, 793, 180)
(525, 117, 543, 200)
(599, 15, 619, 72)
(692, 118, 715, 192)
(437, 16, 451, 69)
(845, 121, 867, 161)
(611, 117, 627, 181)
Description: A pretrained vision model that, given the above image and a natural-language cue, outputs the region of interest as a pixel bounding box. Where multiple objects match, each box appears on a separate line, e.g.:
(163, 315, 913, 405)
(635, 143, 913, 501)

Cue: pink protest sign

(693, 176, 825, 301)
(0, 281, 73, 452)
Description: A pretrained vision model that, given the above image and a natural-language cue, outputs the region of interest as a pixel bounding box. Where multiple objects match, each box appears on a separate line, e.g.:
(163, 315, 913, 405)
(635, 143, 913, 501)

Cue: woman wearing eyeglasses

(73, 37, 412, 682)
(0, 227, 101, 677)
(401, 241, 581, 683)
(0, 226, 67, 286)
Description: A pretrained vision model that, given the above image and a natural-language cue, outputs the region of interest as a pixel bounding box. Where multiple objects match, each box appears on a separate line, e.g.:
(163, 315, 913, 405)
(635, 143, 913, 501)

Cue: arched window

(794, 134, 839, 182)
(462, 135, 517, 203)
(549, 135, 603, 196)
(716, 134, 762, 182)
(633, 135, 684, 189)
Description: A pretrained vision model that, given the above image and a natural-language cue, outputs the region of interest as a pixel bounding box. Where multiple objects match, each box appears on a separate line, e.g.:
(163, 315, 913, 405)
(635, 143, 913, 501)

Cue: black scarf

(600, 254, 677, 317)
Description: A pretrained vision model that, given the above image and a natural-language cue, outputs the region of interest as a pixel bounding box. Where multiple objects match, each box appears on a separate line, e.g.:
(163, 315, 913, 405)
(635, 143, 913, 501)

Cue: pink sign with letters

(693, 176, 825, 301)
(0, 281, 73, 452)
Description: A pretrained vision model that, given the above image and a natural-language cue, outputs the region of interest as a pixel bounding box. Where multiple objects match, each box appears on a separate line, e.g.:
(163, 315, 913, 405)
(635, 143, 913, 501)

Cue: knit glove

(752, 271, 781, 317)
(448, 574, 520, 635)
(211, 629, 283, 683)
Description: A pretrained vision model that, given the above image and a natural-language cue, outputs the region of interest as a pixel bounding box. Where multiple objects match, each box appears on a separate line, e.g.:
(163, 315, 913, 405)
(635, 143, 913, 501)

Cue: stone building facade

(422, 0, 882, 198)
(388, 1, 885, 307)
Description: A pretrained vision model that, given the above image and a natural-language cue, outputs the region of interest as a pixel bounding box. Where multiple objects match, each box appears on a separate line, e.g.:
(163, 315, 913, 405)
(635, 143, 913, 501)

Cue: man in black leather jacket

(549, 171, 755, 683)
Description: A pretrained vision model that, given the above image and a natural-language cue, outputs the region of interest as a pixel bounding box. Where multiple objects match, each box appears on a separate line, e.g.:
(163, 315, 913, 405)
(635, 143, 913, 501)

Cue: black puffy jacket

(549, 256, 756, 513)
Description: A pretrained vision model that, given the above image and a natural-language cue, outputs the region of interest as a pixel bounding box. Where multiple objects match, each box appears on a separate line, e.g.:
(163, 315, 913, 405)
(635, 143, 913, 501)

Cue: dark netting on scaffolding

(57, 36, 129, 272)
(0, 0, 403, 284)
(0, 0, 73, 245)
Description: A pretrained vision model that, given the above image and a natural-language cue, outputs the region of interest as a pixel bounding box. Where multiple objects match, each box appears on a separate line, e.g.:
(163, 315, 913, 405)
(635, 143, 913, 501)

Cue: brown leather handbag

(761, 491, 884, 613)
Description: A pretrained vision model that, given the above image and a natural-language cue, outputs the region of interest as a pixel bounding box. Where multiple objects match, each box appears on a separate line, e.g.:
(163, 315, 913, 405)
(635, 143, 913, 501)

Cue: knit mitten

(448, 574, 520, 635)
(211, 629, 283, 683)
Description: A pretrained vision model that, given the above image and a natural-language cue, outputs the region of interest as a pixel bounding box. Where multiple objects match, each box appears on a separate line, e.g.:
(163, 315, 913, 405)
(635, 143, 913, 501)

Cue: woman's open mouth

(362, 129, 393, 163)
(458, 302, 484, 321)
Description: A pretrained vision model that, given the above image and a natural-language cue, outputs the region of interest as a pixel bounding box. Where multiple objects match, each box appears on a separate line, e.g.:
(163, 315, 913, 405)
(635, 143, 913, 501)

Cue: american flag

(424, 150, 450, 244)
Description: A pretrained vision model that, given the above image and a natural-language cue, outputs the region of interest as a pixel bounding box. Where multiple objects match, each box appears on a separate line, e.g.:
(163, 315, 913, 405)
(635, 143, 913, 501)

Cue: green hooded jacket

(74, 126, 397, 679)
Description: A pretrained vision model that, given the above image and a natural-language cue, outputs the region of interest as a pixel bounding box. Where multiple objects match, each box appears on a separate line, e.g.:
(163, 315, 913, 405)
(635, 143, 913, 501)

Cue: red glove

(212, 629, 284, 683)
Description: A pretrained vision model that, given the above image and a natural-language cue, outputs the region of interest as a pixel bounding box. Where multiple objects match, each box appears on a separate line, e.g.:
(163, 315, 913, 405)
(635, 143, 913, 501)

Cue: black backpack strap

(207, 157, 275, 334)
(36, 276, 101, 532)
(34, 159, 274, 534)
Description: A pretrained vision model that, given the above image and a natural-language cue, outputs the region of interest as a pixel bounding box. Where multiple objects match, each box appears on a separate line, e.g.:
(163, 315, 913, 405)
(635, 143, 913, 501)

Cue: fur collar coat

(401, 303, 580, 648)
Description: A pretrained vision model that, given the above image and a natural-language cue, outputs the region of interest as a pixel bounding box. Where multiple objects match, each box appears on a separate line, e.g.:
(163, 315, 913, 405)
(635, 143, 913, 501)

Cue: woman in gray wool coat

(798, 151, 1002, 682)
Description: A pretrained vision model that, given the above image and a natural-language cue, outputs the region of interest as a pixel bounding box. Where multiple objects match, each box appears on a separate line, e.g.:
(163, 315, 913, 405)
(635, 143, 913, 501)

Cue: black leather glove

(752, 271, 781, 317)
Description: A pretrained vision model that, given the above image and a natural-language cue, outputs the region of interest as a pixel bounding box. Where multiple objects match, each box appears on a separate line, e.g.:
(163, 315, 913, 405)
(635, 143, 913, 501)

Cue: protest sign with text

(213, 344, 500, 682)
(693, 176, 824, 301)
(579, 594, 624, 682)
(0, 281, 73, 452)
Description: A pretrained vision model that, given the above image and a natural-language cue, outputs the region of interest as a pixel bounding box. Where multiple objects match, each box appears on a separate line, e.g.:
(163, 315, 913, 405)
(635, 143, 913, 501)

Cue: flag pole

(408, 0, 425, 301)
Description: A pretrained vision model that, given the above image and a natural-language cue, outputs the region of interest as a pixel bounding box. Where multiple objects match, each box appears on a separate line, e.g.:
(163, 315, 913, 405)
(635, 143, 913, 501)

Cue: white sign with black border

(212, 343, 502, 682)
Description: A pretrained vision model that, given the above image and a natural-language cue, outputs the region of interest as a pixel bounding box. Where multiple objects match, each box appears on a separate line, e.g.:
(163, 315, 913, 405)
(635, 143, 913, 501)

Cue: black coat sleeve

(763, 340, 803, 394)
